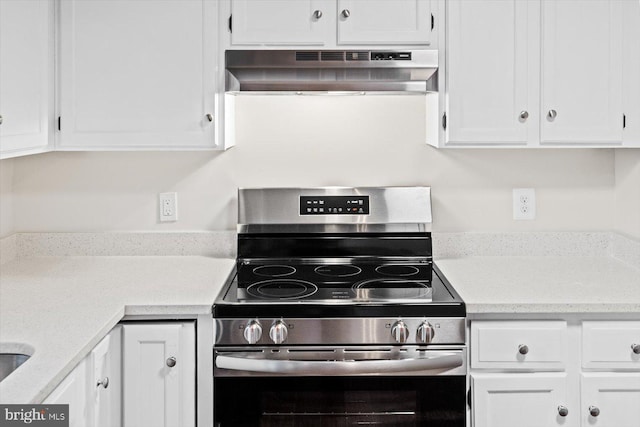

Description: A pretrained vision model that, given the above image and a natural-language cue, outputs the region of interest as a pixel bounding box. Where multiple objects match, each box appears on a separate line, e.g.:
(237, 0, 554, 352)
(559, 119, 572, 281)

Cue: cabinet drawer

(582, 321, 640, 369)
(471, 321, 568, 370)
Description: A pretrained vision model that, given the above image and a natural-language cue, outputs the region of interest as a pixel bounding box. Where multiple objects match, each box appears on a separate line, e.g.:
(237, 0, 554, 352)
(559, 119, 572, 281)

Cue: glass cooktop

(215, 261, 464, 318)
(234, 260, 434, 303)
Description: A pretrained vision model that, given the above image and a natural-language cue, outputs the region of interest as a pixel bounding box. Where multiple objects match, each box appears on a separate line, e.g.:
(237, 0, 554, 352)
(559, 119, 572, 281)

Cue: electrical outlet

(159, 192, 178, 222)
(513, 188, 536, 220)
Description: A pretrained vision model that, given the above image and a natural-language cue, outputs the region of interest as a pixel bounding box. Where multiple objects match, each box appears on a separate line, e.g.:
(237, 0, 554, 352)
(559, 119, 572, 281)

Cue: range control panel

(300, 195, 370, 215)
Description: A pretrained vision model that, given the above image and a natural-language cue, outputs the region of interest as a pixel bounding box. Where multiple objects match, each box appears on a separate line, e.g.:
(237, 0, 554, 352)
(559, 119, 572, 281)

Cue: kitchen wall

(9, 95, 618, 233)
(614, 149, 640, 240)
(0, 159, 14, 238)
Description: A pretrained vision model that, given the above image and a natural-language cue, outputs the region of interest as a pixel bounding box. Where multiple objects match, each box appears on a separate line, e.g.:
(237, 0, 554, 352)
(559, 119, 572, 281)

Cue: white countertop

(436, 256, 640, 314)
(1, 252, 639, 404)
(0, 256, 235, 404)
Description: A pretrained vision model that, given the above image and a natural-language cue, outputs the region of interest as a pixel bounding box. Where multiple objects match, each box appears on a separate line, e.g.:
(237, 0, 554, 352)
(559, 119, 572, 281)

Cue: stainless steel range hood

(225, 50, 438, 93)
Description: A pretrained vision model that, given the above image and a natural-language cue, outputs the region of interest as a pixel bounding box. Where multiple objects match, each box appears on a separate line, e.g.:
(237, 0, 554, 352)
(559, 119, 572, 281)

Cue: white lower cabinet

(472, 373, 571, 427)
(92, 326, 122, 427)
(44, 321, 196, 427)
(44, 326, 121, 427)
(122, 322, 196, 427)
(581, 373, 640, 426)
(471, 320, 640, 427)
(44, 356, 91, 427)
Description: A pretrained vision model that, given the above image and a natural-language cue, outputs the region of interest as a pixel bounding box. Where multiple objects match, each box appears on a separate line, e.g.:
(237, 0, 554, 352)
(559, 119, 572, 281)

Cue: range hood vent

(226, 50, 438, 93)
(296, 51, 319, 61)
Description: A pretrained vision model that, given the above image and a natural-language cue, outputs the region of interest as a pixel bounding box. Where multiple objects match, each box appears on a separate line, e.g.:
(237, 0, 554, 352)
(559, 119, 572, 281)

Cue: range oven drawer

(214, 376, 466, 427)
(214, 346, 467, 426)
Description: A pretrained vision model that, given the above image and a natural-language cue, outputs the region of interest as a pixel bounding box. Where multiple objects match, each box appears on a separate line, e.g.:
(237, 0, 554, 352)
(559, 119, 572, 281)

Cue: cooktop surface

(215, 262, 464, 318)
(236, 260, 433, 303)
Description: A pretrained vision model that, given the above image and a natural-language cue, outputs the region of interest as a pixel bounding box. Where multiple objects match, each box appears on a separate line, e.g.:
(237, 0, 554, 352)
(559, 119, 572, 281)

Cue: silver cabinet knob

(557, 405, 568, 417)
(313, 10, 322, 19)
(206, 113, 213, 122)
(341, 9, 350, 18)
(518, 344, 529, 355)
(269, 320, 288, 344)
(416, 322, 435, 344)
(391, 320, 410, 343)
(519, 111, 529, 121)
(547, 109, 557, 121)
(243, 320, 263, 344)
(96, 377, 109, 389)
(0, 115, 3, 125)
(632, 343, 640, 354)
(589, 406, 600, 417)
(166, 356, 177, 368)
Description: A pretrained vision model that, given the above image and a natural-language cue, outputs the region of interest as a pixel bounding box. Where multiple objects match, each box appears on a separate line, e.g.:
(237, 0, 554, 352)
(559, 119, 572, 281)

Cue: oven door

(214, 346, 467, 427)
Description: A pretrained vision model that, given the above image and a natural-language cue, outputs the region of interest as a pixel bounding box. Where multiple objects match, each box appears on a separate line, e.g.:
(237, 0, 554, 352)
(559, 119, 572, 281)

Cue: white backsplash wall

(0, 159, 14, 238)
(10, 95, 617, 233)
(614, 149, 640, 240)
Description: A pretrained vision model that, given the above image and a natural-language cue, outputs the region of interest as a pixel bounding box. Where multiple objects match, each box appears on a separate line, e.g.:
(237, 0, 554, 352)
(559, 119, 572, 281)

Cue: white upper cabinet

(445, 0, 538, 146)
(337, 0, 432, 45)
(228, 0, 433, 47)
(440, 0, 633, 148)
(540, 0, 623, 145)
(623, 0, 640, 146)
(0, 0, 53, 159)
(230, 0, 331, 45)
(58, 0, 218, 150)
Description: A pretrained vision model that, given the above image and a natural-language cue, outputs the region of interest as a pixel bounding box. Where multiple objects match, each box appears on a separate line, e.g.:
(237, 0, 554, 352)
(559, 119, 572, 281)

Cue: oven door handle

(216, 352, 463, 375)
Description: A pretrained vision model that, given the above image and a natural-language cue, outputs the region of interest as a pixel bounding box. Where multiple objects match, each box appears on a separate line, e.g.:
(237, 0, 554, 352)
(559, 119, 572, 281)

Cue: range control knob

(391, 320, 410, 343)
(417, 322, 435, 344)
(269, 320, 288, 344)
(243, 320, 262, 344)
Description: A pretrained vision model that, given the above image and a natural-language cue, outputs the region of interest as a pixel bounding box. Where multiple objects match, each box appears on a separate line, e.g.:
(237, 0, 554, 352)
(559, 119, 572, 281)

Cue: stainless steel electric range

(213, 187, 467, 427)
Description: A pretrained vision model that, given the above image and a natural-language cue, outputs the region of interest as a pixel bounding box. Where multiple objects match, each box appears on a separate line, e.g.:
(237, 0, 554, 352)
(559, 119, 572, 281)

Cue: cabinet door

(59, 0, 216, 150)
(122, 322, 195, 427)
(445, 0, 538, 145)
(92, 326, 122, 427)
(541, 0, 623, 144)
(337, 0, 432, 45)
(231, 0, 330, 45)
(0, 0, 53, 159)
(581, 373, 640, 426)
(623, 0, 640, 146)
(472, 374, 576, 427)
(44, 357, 91, 427)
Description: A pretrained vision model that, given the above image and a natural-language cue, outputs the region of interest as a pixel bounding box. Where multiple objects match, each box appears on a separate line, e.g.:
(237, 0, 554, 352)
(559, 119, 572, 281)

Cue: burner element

(354, 279, 431, 300)
(247, 279, 318, 300)
(375, 265, 420, 277)
(253, 265, 296, 278)
(314, 265, 362, 277)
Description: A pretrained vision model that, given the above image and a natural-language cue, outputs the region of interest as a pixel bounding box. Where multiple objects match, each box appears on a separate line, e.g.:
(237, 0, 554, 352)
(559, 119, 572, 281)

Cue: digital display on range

(300, 196, 370, 215)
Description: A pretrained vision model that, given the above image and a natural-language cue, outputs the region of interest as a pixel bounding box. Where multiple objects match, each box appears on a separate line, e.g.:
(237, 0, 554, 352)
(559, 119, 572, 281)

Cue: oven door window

(214, 376, 466, 427)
